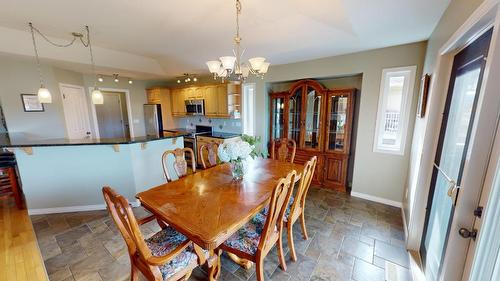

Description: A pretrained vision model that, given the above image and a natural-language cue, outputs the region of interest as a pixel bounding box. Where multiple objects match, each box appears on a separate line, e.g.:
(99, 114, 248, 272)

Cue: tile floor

(31, 187, 412, 281)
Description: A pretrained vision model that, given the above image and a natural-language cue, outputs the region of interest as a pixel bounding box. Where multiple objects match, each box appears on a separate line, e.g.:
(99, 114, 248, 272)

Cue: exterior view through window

(374, 66, 416, 155)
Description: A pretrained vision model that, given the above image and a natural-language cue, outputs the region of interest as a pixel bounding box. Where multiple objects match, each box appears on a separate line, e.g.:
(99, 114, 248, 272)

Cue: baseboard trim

(350, 191, 403, 208)
(28, 201, 141, 215)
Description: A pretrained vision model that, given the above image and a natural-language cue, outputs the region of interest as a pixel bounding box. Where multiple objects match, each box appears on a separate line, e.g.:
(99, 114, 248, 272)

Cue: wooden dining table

(136, 158, 303, 280)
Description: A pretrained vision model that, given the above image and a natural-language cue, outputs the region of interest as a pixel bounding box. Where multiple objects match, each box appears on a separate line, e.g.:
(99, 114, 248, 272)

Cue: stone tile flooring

(31, 187, 412, 281)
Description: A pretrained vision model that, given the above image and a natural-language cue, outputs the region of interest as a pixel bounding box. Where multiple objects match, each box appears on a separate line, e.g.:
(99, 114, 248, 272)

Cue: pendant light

(85, 26, 103, 105)
(29, 23, 52, 103)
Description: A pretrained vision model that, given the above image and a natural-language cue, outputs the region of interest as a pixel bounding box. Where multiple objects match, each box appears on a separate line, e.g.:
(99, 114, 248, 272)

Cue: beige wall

(404, 0, 485, 239)
(246, 42, 427, 203)
(0, 54, 148, 139)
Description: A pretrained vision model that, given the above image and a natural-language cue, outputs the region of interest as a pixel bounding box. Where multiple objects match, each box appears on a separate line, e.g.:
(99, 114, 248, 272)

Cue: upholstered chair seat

(222, 213, 267, 256)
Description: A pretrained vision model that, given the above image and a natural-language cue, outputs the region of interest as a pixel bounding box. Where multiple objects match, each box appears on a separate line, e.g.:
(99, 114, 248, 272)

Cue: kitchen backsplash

(173, 116, 242, 133)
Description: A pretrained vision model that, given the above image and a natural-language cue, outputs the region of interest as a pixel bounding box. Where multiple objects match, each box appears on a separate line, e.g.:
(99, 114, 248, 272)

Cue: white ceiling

(0, 0, 451, 79)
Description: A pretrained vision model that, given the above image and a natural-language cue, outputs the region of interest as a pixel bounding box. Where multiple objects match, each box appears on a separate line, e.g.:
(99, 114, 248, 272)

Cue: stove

(165, 126, 212, 165)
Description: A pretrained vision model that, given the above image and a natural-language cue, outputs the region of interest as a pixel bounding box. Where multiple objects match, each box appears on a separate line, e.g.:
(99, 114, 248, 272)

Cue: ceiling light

(113, 74, 119, 83)
(177, 80, 181, 84)
(91, 87, 103, 104)
(193, 77, 198, 82)
(128, 78, 133, 84)
(205, 0, 269, 81)
(37, 87, 52, 103)
(98, 75, 104, 82)
(29, 23, 52, 104)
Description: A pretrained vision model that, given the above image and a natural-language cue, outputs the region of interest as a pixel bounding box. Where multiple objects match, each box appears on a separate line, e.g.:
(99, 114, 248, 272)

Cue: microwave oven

(185, 99, 205, 115)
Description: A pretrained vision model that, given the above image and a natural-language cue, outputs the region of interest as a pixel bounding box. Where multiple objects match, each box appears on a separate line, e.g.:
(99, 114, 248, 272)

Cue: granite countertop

(0, 132, 188, 148)
(207, 132, 241, 139)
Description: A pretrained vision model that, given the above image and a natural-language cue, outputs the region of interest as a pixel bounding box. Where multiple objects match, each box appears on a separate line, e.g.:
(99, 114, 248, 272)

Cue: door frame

(88, 87, 134, 138)
(405, 1, 500, 280)
(59, 83, 92, 139)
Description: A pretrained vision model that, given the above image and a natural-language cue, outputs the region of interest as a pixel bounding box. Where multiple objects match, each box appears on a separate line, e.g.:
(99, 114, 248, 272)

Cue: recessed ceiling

(0, 0, 451, 79)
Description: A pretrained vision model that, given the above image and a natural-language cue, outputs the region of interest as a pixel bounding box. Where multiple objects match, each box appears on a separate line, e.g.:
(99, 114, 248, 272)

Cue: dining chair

(162, 148, 196, 182)
(199, 142, 219, 169)
(270, 138, 296, 163)
(102, 187, 206, 281)
(218, 170, 297, 280)
(0, 151, 23, 209)
(282, 156, 317, 262)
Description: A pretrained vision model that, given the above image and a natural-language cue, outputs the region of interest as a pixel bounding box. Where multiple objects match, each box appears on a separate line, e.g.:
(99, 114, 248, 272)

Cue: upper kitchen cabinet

(169, 83, 241, 119)
(146, 88, 162, 104)
(268, 79, 356, 192)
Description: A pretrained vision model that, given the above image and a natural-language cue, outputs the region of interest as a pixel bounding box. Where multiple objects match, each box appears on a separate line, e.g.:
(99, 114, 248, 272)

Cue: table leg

(226, 252, 253, 269)
(207, 249, 221, 281)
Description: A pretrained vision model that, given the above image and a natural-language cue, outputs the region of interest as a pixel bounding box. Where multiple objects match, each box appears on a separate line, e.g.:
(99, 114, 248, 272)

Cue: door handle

(458, 228, 477, 240)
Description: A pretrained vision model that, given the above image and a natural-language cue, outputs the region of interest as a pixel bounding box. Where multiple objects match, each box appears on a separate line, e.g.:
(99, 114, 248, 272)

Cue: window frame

(373, 65, 417, 155)
(242, 83, 256, 136)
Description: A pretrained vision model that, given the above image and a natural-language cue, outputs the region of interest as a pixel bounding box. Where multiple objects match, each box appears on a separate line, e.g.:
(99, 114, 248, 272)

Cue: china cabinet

(269, 79, 356, 191)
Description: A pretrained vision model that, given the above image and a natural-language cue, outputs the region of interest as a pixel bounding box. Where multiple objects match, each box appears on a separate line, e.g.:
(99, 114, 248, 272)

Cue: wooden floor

(0, 198, 48, 281)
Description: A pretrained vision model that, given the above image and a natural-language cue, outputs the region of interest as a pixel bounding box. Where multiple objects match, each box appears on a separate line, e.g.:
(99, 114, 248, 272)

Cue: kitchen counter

(0, 132, 188, 148)
(4, 133, 186, 214)
(207, 132, 241, 139)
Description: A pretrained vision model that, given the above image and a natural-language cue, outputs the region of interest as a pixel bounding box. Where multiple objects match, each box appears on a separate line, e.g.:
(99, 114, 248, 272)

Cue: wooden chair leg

(287, 223, 297, 262)
(300, 212, 308, 240)
(130, 263, 139, 281)
(277, 234, 287, 271)
(256, 257, 265, 281)
(8, 168, 22, 209)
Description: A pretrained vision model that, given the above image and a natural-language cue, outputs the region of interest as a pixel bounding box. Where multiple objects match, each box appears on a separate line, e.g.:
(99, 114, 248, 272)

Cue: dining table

(136, 158, 303, 280)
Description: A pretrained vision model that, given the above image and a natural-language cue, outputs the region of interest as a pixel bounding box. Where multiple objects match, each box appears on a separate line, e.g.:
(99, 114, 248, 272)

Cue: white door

(466, 121, 500, 281)
(59, 84, 92, 139)
(95, 92, 126, 138)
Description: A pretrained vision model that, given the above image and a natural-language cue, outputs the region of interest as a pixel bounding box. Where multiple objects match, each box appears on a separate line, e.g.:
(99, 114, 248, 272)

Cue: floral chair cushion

(145, 227, 198, 280)
(223, 213, 267, 255)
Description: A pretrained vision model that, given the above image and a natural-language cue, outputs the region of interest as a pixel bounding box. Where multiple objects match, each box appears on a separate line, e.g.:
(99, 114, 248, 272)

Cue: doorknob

(458, 228, 477, 240)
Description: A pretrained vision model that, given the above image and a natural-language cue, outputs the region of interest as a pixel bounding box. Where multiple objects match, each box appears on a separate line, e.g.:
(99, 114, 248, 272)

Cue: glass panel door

(327, 94, 348, 152)
(421, 29, 492, 281)
(303, 86, 322, 150)
(271, 97, 286, 139)
(288, 88, 302, 144)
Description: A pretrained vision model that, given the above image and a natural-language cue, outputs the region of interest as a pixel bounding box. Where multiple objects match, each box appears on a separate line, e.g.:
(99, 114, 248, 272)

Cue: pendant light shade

(91, 88, 104, 104)
(37, 86, 52, 103)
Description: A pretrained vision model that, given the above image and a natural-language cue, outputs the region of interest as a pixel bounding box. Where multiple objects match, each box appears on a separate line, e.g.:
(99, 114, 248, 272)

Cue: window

(374, 66, 416, 155)
(242, 83, 256, 136)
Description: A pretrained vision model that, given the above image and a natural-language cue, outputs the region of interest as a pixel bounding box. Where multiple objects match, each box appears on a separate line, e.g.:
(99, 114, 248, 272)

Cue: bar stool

(0, 151, 23, 209)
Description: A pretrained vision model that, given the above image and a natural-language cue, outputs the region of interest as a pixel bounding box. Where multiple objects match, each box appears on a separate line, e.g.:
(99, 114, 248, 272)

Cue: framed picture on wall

(21, 94, 44, 112)
(417, 74, 431, 118)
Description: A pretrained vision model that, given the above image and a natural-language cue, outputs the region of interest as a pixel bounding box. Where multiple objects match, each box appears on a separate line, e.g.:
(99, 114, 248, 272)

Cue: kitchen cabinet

(196, 135, 241, 166)
(171, 88, 186, 116)
(146, 88, 161, 104)
(169, 83, 241, 119)
(203, 86, 218, 116)
(269, 79, 356, 192)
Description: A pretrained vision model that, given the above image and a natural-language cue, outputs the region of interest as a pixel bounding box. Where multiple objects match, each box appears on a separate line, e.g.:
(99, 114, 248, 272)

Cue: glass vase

(230, 160, 246, 181)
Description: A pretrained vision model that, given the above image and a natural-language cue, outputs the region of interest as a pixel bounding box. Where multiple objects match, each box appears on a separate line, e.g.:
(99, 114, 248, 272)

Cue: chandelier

(205, 0, 269, 82)
(29, 23, 104, 104)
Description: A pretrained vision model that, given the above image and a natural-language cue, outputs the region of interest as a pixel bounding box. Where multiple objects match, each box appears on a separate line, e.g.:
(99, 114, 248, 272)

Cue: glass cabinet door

(327, 94, 349, 152)
(288, 88, 302, 144)
(303, 86, 322, 150)
(271, 97, 286, 139)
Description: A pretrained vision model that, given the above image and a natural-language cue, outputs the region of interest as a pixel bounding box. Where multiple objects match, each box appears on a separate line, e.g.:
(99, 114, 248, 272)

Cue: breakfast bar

(0, 132, 187, 214)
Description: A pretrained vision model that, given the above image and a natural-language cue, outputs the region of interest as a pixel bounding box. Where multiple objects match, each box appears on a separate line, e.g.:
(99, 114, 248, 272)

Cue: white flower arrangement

(217, 140, 254, 163)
